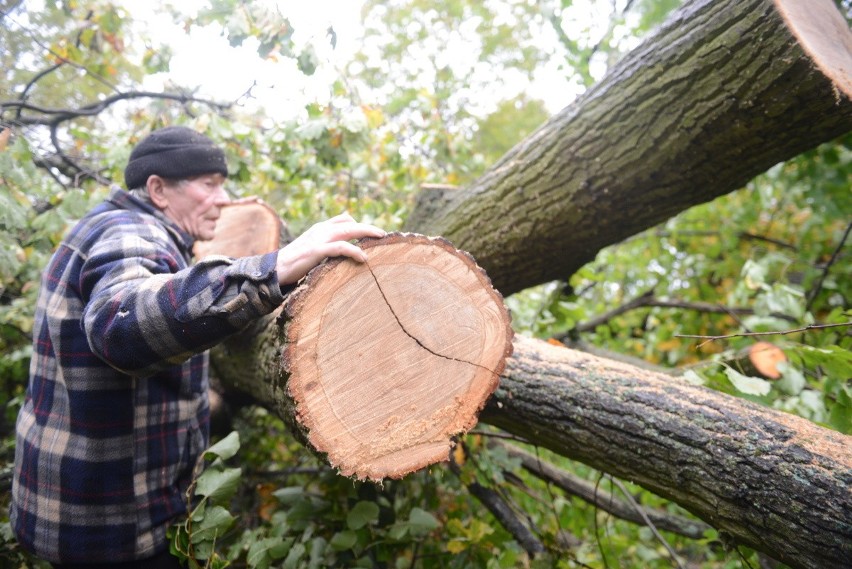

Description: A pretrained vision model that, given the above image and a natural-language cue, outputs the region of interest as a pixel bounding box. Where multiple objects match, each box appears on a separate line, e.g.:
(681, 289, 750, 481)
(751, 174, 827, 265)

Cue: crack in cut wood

(364, 259, 501, 377)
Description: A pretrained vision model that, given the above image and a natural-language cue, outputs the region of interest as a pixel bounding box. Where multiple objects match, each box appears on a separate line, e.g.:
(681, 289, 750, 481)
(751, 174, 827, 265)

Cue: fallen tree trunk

(204, 0, 852, 565)
(482, 337, 852, 569)
(404, 0, 852, 296)
(204, 207, 850, 566)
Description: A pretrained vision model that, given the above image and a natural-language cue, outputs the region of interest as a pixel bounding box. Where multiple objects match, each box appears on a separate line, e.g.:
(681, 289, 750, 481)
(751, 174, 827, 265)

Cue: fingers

(275, 214, 387, 286)
(326, 212, 356, 224)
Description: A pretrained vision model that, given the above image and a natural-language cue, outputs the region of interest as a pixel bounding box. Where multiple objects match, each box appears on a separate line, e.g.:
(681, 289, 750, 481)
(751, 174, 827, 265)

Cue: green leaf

(307, 537, 328, 569)
(282, 542, 306, 569)
(195, 466, 242, 502)
(407, 508, 440, 536)
(272, 486, 305, 504)
(190, 505, 235, 544)
(775, 362, 806, 395)
(829, 392, 852, 434)
(725, 368, 771, 396)
(204, 431, 240, 461)
(247, 537, 291, 569)
(346, 501, 380, 530)
(682, 369, 705, 386)
(330, 530, 358, 551)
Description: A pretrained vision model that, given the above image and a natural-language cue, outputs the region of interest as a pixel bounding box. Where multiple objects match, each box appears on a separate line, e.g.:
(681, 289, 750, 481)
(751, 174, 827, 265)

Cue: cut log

(206, 229, 514, 481)
(280, 234, 513, 480)
(193, 199, 288, 259)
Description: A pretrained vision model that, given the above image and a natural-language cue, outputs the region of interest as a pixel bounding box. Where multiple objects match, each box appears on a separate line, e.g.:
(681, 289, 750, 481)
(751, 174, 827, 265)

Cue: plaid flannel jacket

(11, 188, 286, 564)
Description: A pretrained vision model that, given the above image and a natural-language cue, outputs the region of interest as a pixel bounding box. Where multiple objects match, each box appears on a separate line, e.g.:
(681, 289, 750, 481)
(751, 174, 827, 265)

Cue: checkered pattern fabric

(11, 188, 285, 564)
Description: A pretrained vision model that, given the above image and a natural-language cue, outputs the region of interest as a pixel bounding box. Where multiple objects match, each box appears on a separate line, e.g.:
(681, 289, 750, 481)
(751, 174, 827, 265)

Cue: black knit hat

(124, 126, 228, 189)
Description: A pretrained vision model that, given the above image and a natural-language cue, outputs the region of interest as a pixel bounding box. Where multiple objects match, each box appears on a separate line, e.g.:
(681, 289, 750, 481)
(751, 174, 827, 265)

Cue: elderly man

(10, 126, 385, 568)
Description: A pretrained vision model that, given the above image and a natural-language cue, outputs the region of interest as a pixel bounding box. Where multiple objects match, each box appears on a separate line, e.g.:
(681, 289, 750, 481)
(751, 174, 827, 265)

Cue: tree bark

(207, 0, 852, 566)
(404, 0, 852, 296)
(481, 337, 852, 569)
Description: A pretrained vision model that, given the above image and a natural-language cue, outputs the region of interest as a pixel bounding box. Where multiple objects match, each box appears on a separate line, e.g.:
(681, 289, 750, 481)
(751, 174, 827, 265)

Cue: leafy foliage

(1, 0, 849, 567)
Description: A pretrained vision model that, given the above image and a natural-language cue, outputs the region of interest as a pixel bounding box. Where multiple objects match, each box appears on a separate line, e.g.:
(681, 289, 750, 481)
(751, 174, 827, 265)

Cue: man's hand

(275, 213, 386, 286)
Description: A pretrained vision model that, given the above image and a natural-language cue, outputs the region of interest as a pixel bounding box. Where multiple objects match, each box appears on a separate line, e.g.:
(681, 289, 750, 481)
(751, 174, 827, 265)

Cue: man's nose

(214, 185, 231, 204)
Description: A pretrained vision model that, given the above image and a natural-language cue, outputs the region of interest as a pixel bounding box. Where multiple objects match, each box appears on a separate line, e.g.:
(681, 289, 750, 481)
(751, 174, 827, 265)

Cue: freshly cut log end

(193, 200, 287, 259)
(774, 0, 852, 98)
(281, 233, 513, 481)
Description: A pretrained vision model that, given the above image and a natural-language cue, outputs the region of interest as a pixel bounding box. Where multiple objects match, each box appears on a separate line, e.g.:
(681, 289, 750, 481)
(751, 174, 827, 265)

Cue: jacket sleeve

(80, 223, 286, 377)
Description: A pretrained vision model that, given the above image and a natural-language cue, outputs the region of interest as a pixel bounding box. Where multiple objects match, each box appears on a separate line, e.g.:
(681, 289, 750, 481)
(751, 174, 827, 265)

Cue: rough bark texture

(208, 0, 852, 565)
(481, 337, 852, 569)
(404, 0, 852, 296)
(215, 331, 852, 567)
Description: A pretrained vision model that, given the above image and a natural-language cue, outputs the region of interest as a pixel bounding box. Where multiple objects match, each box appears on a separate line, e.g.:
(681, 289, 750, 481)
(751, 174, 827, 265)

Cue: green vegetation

(1, 0, 849, 567)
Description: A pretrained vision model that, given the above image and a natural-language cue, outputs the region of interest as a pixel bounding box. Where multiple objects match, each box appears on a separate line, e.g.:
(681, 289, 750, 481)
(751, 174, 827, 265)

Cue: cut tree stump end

(193, 200, 285, 259)
(775, 0, 852, 99)
(282, 233, 513, 480)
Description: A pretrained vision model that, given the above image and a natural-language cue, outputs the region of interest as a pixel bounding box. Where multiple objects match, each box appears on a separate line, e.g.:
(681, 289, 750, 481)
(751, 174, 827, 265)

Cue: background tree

(1, 0, 850, 567)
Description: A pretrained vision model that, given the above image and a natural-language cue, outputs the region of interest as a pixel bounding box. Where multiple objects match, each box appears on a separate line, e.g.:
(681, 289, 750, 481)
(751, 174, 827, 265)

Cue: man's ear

(146, 175, 169, 209)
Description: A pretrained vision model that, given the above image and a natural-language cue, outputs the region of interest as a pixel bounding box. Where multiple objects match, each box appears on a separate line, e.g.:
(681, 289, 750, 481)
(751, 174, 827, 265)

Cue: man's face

(159, 173, 230, 241)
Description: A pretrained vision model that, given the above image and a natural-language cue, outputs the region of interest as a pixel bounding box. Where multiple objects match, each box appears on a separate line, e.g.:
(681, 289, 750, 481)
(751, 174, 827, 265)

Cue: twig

(565, 286, 797, 338)
(675, 321, 852, 347)
(610, 476, 685, 569)
(806, 220, 851, 311)
(49, 122, 111, 186)
(448, 447, 546, 557)
(3, 91, 230, 125)
(2, 8, 119, 94)
(494, 441, 710, 539)
(572, 287, 656, 333)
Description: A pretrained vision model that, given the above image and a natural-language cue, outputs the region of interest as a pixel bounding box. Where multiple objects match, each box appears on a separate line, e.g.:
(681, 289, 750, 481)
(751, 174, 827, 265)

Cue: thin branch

(572, 287, 656, 333)
(622, 228, 798, 251)
(806, 220, 851, 311)
(465, 480, 547, 556)
(610, 476, 686, 569)
(675, 321, 852, 347)
(2, 8, 119, 94)
(2, 91, 233, 186)
(565, 287, 797, 338)
(643, 298, 796, 323)
(16, 62, 65, 119)
(448, 449, 546, 557)
(3, 91, 231, 126)
(49, 122, 110, 186)
(494, 441, 710, 540)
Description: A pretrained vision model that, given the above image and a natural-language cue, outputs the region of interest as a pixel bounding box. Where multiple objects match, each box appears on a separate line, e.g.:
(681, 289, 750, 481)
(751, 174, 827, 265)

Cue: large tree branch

(208, 1, 852, 567)
(404, 0, 852, 295)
